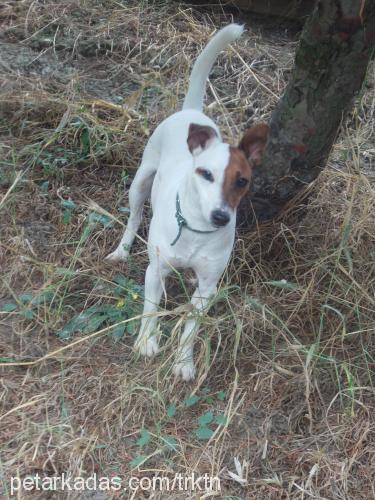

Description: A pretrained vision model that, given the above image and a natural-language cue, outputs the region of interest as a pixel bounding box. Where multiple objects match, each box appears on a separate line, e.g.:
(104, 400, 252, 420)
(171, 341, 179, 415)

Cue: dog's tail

(182, 23, 244, 111)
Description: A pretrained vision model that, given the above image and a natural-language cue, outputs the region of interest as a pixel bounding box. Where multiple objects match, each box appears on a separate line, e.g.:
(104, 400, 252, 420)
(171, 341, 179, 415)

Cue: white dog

(106, 24, 267, 380)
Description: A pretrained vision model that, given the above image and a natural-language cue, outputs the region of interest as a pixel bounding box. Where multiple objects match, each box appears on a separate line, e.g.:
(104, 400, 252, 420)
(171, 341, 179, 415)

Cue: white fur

(106, 24, 243, 380)
(183, 23, 244, 111)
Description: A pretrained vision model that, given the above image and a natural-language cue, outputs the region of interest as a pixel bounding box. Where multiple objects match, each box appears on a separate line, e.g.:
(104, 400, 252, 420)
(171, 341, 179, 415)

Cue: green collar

(170, 193, 217, 246)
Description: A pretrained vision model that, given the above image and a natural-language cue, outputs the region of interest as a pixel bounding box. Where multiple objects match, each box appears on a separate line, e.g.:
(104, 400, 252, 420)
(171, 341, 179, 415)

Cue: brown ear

(187, 123, 218, 156)
(239, 123, 269, 166)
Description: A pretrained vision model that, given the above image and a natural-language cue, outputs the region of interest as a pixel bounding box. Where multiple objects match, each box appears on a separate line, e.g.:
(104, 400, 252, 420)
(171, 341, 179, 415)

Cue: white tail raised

(182, 24, 244, 111)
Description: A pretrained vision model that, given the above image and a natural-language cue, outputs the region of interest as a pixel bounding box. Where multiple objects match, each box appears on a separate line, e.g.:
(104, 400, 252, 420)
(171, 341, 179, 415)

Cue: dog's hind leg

(106, 135, 160, 262)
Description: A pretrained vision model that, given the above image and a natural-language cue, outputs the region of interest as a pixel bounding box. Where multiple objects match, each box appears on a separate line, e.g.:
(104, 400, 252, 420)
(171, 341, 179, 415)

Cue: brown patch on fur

(187, 123, 218, 154)
(239, 123, 269, 166)
(222, 147, 252, 209)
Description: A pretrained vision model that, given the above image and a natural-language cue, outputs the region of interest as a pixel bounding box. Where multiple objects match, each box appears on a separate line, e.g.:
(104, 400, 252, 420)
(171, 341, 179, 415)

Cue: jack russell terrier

(106, 24, 269, 380)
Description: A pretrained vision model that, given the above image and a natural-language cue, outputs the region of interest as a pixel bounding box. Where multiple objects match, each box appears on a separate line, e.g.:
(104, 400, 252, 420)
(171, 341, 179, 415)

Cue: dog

(106, 24, 268, 380)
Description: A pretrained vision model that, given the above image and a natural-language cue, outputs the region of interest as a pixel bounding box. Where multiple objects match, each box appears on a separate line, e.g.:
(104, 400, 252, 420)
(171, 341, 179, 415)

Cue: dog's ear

(187, 123, 218, 156)
(238, 124, 269, 166)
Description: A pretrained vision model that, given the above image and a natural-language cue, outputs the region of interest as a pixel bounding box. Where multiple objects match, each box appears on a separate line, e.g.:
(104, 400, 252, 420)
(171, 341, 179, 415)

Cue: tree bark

(239, 0, 375, 226)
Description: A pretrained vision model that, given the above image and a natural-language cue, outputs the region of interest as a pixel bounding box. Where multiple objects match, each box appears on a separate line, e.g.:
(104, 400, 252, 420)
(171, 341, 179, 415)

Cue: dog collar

(170, 193, 218, 246)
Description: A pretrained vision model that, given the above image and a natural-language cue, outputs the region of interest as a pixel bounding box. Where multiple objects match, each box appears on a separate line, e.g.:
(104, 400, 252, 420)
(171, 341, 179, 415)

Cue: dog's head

(187, 123, 269, 228)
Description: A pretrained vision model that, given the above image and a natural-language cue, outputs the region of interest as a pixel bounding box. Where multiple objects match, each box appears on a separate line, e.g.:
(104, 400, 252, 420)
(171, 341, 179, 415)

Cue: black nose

(211, 209, 230, 227)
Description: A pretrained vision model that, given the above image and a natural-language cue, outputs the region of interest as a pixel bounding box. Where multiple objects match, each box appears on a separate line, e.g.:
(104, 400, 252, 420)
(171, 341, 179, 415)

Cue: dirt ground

(0, 1, 374, 499)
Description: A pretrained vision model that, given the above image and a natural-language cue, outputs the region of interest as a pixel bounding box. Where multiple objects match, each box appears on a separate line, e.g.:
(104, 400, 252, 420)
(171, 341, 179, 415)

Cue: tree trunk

(239, 0, 375, 226)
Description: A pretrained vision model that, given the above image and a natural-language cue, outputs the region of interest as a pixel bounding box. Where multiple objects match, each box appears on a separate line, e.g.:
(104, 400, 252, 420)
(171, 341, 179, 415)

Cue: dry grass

(0, 0, 374, 498)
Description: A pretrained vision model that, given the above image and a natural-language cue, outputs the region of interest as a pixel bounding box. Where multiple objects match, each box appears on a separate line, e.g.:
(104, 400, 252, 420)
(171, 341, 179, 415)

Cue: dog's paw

(134, 335, 159, 357)
(105, 249, 129, 263)
(173, 359, 196, 381)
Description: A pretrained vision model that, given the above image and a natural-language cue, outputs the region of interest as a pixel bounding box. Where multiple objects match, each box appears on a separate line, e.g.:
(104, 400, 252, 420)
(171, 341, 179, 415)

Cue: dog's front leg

(106, 135, 160, 262)
(173, 273, 219, 381)
(105, 169, 154, 262)
(134, 262, 170, 357)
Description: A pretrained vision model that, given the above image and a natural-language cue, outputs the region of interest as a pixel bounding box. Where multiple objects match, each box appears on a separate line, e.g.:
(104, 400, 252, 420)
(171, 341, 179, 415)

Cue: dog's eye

(236, 177, 249, 188)
(196, 168, 214, 182)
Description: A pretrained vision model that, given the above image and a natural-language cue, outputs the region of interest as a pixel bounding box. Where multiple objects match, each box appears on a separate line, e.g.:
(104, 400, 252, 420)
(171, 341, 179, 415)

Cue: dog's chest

(158, 228, 233, 275)
(167, 232, 209, 268)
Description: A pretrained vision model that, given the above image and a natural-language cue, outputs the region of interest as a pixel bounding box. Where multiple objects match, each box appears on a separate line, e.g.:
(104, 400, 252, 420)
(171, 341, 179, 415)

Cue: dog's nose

(211, 209, 230, 227)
